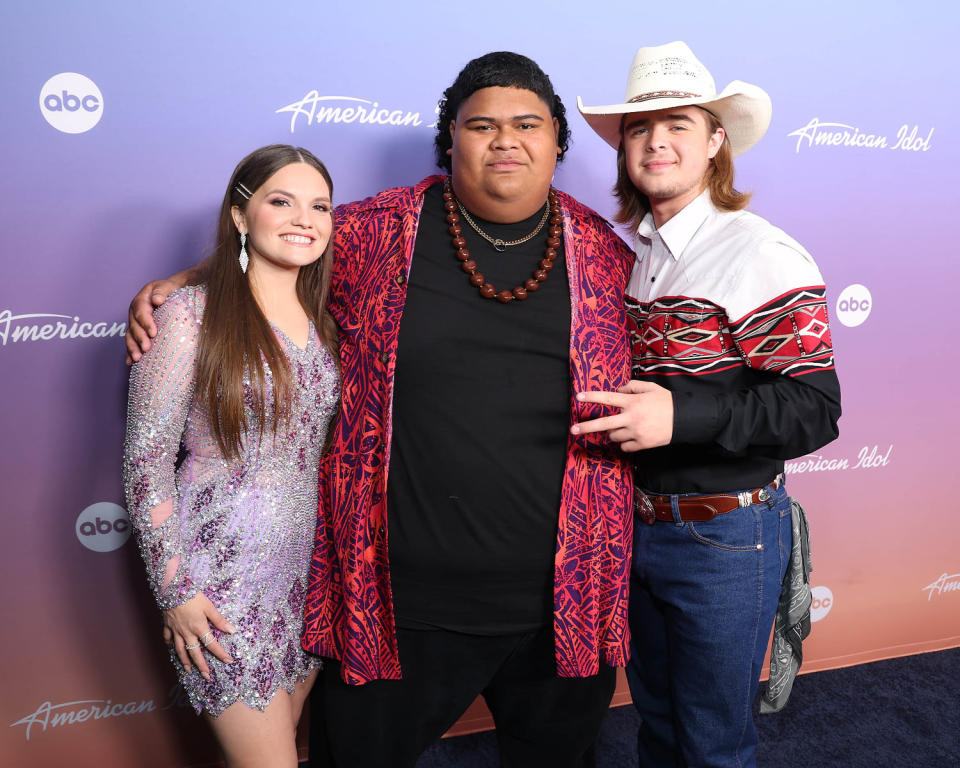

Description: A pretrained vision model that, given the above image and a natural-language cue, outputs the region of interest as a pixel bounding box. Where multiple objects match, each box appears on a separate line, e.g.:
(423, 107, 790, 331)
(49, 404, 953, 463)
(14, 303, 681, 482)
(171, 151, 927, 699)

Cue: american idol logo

(787, 118, 934, 153)
(10, 684, 192, 741)
(10, 698, 156, 741)
(0, 310, 125, 346)
(784, 444, 892, 475)
(922, 573, 960, 601)
(276, 92, 435, 133)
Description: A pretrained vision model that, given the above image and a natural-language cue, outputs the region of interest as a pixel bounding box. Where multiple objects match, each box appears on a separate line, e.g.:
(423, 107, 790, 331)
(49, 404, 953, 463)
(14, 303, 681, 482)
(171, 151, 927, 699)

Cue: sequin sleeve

(122, 287, 203, 610)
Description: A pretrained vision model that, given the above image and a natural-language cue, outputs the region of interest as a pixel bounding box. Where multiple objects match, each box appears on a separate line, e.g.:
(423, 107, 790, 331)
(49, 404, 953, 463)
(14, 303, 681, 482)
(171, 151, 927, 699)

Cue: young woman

(123, 144, 339, 767)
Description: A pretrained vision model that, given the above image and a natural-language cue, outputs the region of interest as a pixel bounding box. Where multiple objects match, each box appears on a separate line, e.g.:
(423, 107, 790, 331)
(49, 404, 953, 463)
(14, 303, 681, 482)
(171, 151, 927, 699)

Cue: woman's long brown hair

(195, 144, 338, 460)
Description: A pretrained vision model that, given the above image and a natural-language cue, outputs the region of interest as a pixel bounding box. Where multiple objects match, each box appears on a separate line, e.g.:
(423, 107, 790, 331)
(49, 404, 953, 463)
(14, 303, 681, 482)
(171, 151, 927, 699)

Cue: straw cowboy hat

(577, 41, 772, 157)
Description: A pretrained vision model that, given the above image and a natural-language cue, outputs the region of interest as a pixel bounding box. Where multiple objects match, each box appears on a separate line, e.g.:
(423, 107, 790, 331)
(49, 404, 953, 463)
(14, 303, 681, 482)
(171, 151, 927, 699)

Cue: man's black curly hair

(434, 51, 570, 172)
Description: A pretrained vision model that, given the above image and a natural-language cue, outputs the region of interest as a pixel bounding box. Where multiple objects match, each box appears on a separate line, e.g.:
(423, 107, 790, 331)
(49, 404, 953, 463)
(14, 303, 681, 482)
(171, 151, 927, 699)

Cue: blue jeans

(627, 482, 792, 768)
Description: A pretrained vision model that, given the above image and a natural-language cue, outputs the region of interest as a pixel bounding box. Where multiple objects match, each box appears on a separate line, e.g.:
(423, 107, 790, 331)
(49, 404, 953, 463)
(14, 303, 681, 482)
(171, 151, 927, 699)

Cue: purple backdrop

(2, 2, 957, 765)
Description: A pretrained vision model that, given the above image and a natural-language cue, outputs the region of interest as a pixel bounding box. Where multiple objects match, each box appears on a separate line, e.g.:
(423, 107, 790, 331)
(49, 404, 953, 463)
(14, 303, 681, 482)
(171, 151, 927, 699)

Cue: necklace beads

(443, 179, 562, 304)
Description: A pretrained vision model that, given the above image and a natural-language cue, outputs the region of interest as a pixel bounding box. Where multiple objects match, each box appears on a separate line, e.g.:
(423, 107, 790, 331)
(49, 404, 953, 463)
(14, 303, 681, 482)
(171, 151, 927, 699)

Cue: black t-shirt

(387, 183, 571, 634)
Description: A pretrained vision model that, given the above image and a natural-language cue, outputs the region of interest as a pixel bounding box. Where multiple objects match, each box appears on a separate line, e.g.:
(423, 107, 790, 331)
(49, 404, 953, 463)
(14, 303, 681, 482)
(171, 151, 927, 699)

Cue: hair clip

(236, 182, 253, 200)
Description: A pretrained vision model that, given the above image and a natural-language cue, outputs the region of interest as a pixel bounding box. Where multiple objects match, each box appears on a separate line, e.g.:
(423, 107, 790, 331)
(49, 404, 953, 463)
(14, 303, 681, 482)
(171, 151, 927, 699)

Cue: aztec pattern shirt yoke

(302, 176, 635, 684)
(627, 190, 841, 494)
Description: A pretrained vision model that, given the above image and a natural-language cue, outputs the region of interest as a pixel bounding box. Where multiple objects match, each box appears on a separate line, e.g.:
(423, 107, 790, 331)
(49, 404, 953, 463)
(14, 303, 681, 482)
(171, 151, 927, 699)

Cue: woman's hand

(163, 592, 237, 680)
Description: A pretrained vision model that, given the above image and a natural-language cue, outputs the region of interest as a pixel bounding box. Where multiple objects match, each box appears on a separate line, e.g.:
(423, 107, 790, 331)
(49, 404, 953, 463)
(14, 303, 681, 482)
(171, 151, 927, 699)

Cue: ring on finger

(199, 630, 214, 644)
(185, 642, 202, 651)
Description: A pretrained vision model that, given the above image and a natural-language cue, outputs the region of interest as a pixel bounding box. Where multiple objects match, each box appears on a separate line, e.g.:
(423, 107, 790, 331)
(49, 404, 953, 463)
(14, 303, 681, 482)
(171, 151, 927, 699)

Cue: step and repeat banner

(2, 2, 957, 765)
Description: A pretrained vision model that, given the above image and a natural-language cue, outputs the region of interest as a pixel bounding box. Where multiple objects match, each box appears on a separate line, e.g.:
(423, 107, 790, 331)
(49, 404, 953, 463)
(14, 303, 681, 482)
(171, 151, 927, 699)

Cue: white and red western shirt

(627, 190, 841, 494)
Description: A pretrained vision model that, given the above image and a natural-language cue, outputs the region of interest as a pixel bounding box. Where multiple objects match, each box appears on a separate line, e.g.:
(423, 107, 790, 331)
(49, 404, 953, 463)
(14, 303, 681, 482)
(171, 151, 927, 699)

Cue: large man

(126, 52, 634, 766)
(574, 42, 841, 767)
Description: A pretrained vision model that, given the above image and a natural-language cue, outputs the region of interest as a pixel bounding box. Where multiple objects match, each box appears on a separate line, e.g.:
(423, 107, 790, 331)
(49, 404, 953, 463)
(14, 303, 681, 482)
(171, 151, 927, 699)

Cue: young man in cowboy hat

(126, 52, 634, 767)
(575, 41, 841, 767)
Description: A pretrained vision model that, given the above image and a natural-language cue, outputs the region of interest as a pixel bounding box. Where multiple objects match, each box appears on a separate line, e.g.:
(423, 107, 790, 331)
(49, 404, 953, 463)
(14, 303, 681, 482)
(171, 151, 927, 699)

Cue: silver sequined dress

(122, 285, 339, 715)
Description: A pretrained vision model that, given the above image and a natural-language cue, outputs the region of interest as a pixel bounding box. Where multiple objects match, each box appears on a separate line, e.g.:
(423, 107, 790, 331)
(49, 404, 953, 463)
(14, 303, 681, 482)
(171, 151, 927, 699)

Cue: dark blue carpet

(415, 647, 960, 767)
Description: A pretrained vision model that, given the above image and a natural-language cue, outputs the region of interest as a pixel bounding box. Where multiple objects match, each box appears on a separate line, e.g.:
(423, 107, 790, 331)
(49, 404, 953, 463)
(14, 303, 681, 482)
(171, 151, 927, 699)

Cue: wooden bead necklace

(443, 179, 562, 304)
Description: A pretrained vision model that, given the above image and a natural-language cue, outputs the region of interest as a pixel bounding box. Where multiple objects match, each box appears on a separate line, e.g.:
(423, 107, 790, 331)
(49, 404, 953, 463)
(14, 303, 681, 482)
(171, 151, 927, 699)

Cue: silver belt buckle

(635, 491, 656, 525)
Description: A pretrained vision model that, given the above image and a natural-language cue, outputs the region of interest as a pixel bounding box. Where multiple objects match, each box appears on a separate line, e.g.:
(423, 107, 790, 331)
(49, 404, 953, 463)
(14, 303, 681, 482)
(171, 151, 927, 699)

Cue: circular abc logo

(76, 502, 130, 552)
(810, 585, 834, 622)
(835, 284, 872, 328)
(39, 72, 103, 134)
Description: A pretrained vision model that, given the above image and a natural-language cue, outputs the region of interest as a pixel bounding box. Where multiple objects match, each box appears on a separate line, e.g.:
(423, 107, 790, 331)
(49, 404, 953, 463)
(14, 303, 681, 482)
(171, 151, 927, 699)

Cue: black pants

(310, 626, 616, 767)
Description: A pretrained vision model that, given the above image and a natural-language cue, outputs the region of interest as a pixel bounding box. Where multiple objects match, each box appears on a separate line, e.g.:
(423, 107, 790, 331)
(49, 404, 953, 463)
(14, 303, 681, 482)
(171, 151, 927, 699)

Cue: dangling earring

(238, 232, 249, 274)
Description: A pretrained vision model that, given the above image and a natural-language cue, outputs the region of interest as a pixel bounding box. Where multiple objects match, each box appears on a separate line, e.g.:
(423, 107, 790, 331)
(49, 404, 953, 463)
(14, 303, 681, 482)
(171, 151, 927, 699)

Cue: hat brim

(577, 80, 772, 157)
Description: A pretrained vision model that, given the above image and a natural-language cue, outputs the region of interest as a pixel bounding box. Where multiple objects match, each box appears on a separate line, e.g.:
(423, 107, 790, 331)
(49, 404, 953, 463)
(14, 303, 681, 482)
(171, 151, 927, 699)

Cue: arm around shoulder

(126, 257, 212, 363)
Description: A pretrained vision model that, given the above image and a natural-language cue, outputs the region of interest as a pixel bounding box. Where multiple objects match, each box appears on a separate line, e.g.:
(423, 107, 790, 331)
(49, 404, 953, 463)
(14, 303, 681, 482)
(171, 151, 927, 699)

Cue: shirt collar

(635, 189, 713, 261)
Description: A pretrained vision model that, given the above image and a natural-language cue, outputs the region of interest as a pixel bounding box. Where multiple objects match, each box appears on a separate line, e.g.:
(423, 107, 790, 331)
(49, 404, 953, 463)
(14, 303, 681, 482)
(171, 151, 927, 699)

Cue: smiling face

(448, 86, 560, 222)
(230, 162, 333, 274)
(622, 105, 725, 225)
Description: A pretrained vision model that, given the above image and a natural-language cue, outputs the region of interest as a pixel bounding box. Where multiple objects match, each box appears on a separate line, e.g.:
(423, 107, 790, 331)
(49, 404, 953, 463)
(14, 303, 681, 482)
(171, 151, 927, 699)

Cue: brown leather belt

(635, 477, 782, 524)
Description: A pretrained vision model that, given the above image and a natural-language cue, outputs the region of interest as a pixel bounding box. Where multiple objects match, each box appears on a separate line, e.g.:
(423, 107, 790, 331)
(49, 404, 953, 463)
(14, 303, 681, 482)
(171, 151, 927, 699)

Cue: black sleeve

(673, 283, 841, 459)
(673, 368, 841, 459)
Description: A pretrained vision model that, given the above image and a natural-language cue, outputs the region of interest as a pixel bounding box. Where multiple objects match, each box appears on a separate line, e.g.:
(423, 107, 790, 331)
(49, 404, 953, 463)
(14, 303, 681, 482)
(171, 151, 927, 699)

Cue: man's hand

(126, 260, 210, 364)
(125, 280, 179, 364)
(571, 380, 674, 452)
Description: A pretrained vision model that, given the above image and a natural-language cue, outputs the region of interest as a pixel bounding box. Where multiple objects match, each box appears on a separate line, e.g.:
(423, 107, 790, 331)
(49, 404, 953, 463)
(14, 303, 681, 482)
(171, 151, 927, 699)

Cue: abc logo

(835, 284, 872, 328)
(810, 585, 834, 622)
(39, 72, 103, 134)
(76, 502, 130, 552)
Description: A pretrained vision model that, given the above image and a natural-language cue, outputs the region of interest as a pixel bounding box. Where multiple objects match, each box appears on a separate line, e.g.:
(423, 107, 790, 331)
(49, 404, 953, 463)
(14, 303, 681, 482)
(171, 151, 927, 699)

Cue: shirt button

(651, 276, 656, 282)
(395, 273, 406, 285)
(380, 351, 389, 364)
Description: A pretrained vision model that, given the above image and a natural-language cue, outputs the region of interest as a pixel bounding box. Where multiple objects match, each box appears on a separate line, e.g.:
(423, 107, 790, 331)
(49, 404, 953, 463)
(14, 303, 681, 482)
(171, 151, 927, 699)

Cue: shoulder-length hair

(195, 144, 338, 460)
(613, 109, 751, 232)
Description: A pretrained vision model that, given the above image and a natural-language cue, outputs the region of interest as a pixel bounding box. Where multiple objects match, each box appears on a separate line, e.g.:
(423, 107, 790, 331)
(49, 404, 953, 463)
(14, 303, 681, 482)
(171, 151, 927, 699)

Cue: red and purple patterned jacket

(302, 176, 634, 684)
